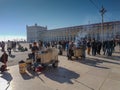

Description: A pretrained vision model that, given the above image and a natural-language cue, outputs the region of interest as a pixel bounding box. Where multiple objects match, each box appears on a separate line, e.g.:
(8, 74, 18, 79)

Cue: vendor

(38, 40, 43, 50)
(67, 41, 75, 60)
(38, 40, 46, 52)
(31, 42, 39, 61)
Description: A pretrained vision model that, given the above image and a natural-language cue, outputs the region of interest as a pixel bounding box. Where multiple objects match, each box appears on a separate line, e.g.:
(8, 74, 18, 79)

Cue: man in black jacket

(91, 39, 97, 56)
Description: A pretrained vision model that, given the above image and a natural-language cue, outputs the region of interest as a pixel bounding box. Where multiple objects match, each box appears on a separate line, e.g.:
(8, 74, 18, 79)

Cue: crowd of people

(0, 41, 17, 54)
(0, 39, 119, 72)
(87, 39, 118, 56)
(0, 40, 26, 72)
(29, 39, 120, 60)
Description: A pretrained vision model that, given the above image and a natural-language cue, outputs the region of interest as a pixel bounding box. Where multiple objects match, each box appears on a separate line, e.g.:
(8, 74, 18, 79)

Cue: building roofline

(48, 20, 120, 31)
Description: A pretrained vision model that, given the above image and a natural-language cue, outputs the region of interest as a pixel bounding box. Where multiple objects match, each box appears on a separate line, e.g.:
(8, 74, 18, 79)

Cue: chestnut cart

(26, 47, 59, 71)
(67, 45, 86, 60)
(74, 45, 86, 59)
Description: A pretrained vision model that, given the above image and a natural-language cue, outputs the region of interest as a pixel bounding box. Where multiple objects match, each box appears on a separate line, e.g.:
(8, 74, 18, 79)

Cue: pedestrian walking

(7, 40, 12, 56)
(96, 41, 102, 55)
(102, 41, 107, 55)
(31, 42, 39, 61)
(91, 39, 97, 56)
(87, 40, 91, 55)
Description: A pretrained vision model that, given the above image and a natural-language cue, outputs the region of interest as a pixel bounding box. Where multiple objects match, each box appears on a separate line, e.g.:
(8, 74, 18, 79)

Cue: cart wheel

(32, 66, 35, 71)
(68, 57, 70, 60)
(67, 55, 72, 60)
(41, 64, 47, 68)
(52, 61, 58, 68)
(76, 57, 78, 60)
(81, 56, 85, 60)
(26, 64, 30, 70)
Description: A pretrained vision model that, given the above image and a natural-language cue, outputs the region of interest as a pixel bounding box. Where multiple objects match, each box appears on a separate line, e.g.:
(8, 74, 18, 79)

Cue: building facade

(26, 24, 47, 42)
(26, 21, 120, 42)
(87, 21, 120, 41)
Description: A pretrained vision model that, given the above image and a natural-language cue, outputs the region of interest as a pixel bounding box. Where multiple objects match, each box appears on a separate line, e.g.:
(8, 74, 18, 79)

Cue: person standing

(1, 41, 5, 52)
(91, 39, 97, 56)
(38, 40, 44, 51)
(1, 51, 8, 70)
(103, 41, 107, 55)
(67, 41, 74, 60)
(97, 41, 102, 55)
(87, 40, 91, 55)
(7, 40, 12, 56)
(31, 42, 39, 61)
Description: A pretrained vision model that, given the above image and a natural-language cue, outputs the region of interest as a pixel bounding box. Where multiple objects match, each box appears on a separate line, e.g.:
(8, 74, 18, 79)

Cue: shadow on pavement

(20, 66, 80, 84)
(0, 72, 13, 90)
(21, 69, 45, 83)
(43, 66, 80, 84)
(94, 54, 120, 61)
(80, 57, 120, 68)
(114, 51, 120, 54)
(9, 55, 16, 58)
(20, 72, 34, 80)
(78, 58, 110, 69)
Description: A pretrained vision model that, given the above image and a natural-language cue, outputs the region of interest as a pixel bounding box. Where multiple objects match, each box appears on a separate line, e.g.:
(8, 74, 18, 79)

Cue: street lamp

(100, 6, 107, 42)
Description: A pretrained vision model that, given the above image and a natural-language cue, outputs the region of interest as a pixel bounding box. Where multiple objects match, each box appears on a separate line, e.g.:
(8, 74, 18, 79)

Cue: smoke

(75, 31, 87, 47)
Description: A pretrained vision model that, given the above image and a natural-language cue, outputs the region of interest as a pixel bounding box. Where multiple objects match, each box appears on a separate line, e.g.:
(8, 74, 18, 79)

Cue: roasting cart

(67, 45, 86, 60)
(26, 47, 59, 71)
(74, 45, 86, 59)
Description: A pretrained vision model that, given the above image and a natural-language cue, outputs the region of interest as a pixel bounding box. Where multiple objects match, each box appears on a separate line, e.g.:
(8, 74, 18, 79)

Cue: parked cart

(67, 45, 86, 60)
(74, 45, 86, 59)
(26, 47, 59, 71)
(36, 47, 59, 68)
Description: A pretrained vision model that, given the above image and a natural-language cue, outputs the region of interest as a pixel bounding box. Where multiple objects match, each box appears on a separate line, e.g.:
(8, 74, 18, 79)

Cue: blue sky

(0, 0, 120, 40)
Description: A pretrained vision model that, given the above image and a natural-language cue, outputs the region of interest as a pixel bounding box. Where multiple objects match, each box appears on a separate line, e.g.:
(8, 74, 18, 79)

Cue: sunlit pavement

(0, 44, 120, 90)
